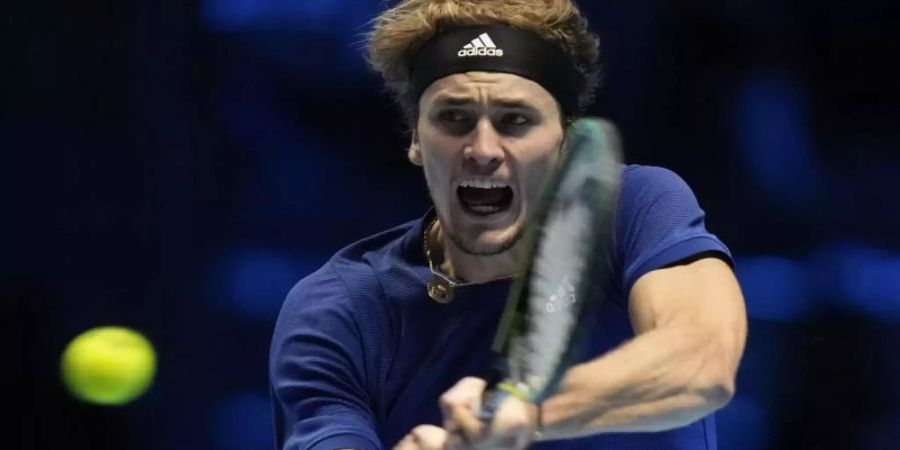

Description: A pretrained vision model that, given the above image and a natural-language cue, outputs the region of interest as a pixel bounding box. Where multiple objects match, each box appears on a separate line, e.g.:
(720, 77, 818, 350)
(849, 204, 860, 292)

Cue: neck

(427, 219, 522, 283)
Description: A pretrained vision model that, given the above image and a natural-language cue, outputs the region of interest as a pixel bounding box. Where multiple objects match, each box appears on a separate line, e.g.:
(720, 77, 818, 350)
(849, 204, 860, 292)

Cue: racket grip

(478, 389, 511, 423)
(478, 356, 511, 423)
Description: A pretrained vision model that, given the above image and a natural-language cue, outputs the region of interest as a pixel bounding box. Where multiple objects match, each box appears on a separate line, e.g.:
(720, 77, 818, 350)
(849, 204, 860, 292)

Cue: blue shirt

(270, 165, 732, 450)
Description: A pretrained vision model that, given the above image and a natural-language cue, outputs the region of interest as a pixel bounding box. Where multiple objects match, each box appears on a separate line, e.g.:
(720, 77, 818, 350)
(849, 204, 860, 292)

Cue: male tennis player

(269, 1, 747, 449)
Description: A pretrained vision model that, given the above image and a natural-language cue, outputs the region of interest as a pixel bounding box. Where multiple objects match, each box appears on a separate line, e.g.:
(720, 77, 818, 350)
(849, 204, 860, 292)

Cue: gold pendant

(427, 279, 454, 303)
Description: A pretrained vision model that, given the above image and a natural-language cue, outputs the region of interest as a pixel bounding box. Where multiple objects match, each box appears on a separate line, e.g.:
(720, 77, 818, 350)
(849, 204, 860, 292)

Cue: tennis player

(269, 1, 747, 449)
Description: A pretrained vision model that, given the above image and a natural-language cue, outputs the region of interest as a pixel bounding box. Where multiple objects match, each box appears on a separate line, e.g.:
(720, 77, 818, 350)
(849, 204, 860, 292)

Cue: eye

(493, 112, 535, 136)
(434, 109, 476, 134)
(437, 109, 472, 124)
(501, 113, 530, 126)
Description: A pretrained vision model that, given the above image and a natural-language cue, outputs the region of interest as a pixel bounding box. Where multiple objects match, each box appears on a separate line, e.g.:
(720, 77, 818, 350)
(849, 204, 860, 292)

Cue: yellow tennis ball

(61, 326, 157, 405)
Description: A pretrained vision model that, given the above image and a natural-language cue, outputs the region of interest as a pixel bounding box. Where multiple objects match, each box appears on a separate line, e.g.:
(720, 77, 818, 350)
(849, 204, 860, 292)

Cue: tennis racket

(479, 117, 623, 428)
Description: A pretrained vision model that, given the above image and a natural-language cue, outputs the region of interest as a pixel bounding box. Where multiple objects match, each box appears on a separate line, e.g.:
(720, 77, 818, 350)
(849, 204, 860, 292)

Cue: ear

(407, 130, 423, 166)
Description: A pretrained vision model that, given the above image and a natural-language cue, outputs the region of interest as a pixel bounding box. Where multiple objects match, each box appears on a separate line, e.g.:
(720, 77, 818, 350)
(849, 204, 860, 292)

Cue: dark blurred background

(4, 0, 899, 449)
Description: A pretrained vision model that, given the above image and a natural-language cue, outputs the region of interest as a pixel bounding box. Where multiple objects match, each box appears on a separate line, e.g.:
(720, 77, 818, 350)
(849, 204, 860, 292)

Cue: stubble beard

(443, 220, 523, 256)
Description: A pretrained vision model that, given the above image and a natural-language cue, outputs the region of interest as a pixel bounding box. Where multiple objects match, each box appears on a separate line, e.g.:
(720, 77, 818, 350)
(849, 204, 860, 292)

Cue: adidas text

(457, 47, 504, 57)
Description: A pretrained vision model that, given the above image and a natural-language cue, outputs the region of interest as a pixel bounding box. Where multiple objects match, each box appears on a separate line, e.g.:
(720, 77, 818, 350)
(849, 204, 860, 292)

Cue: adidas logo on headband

(457, 32, 504, 57)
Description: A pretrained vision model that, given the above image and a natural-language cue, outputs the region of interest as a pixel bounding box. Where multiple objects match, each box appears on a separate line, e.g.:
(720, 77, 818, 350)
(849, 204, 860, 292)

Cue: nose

(463, 116, 504, 172)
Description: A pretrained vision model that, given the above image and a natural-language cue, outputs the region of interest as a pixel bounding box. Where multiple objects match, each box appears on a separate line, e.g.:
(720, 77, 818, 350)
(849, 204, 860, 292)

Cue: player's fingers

(490, 395, 532, 434)
(444, 401, 485, 444)
(439, 377, 487, 437)
(476, 425, 532, 450)
(409, 425, 447, 450)
(439, 377, 487, 413)
(392, 425, 447, 450)
(479, 396, 535, 450)
(443, 430, 467, 450)
(392, 434, 415, 450)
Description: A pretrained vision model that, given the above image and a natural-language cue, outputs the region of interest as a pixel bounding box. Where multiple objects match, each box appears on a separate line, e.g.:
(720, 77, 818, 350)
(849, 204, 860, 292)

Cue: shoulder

(278, 216, 423, 320)
(330, 218, 422, 268)
(616, 164, 705, 230)
(622, 164, 684, 182)
(619, 164, 696, 205)
(614, 164, 731, 295)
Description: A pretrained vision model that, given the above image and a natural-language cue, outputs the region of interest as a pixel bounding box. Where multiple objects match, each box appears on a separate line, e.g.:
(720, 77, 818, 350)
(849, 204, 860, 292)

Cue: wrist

(531, 402, 544, 441)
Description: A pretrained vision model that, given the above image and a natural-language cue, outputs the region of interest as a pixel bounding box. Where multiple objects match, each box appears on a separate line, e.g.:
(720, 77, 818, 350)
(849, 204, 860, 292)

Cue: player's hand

(439, 377, 538, 450)
(393, 424, 448, 450)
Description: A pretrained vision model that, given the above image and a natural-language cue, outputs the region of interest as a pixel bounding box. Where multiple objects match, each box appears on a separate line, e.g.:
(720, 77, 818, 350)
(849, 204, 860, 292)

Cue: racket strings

(515, 183, 599, 397)
(497, 118, 623, 404)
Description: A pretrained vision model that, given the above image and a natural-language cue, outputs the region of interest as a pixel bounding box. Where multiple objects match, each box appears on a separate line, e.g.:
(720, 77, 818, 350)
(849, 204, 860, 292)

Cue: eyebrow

(432, 96, 538, 110)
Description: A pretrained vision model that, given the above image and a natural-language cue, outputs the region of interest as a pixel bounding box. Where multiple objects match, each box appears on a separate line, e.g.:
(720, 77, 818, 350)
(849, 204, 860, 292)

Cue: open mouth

(457, 179, 514, 216)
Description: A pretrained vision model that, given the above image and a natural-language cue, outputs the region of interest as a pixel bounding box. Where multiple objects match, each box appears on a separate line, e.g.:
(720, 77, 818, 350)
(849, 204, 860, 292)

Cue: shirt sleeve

(617, 165, 732, 298)
(269, 264, 382, 450)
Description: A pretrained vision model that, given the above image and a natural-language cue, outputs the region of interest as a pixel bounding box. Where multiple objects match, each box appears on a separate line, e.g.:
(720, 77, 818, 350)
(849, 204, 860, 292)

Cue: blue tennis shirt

(270, 165, 732, 450)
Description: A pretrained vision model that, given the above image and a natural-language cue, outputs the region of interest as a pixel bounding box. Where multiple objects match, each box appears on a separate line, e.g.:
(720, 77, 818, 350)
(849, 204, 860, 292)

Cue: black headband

(409, 25, 584, 117)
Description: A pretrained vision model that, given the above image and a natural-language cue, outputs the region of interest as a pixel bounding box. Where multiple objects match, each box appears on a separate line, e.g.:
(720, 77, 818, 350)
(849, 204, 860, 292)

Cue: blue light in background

(208, 247, 323, 321)
(202, 0, 257, 31)
(732, 71, 825, 208)
(808, 241, 900, 321)
(201, 0, 382, 77)
(212, 392, 274, 450)
(736, 256, 813, 321)
(219, 89, 366, 222)
(717, 396, 771, 450)
(837, 251, 900, 321)
(202, 0, 379, 33)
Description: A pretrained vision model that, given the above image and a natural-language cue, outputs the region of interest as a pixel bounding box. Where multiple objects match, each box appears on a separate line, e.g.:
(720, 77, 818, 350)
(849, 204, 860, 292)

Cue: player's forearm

(538, 323, 736, 439)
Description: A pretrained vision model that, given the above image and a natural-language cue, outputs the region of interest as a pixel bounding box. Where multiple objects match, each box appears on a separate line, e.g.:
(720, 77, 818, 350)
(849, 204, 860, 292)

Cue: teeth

(459, 178, 509, 189)
(469, 205, 501, 214)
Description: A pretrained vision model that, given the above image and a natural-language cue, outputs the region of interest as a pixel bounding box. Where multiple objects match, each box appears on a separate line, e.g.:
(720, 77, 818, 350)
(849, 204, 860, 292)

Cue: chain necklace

(422, 217, 515, 303)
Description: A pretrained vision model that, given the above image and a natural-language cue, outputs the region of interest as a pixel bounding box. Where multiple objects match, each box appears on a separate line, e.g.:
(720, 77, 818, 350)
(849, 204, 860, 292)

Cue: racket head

(491, 117, 622, 404)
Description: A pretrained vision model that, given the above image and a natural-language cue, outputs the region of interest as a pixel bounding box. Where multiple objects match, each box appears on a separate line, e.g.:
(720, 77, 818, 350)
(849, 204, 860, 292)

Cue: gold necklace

(422, 217, 514, 303)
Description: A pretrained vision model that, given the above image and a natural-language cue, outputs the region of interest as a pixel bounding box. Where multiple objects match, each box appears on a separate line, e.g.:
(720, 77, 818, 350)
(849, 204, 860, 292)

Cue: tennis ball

(60, 326, 157, 405)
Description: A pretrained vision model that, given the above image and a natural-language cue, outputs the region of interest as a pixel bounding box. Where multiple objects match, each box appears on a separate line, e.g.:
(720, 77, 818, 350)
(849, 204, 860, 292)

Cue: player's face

(413, 72, 565, 255)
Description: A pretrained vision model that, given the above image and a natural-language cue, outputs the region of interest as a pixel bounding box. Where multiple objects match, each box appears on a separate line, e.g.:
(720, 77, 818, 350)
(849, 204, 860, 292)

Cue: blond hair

(365, 0, 601, 122)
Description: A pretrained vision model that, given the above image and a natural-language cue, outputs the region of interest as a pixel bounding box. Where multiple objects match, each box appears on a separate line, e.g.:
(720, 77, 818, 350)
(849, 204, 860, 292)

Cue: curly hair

(365, 0, 601, 123)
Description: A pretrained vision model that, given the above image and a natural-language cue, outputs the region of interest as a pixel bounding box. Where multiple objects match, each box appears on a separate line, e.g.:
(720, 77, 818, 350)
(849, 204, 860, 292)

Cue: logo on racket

(544, 275, 576, 313)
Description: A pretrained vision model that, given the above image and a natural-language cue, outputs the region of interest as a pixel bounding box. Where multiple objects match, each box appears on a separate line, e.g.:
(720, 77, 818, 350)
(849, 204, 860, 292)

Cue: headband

(409, 25, 584, 117)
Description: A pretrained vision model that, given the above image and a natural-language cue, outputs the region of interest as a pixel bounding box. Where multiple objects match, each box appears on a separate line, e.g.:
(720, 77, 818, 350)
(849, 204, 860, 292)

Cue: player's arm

(270, 266, 382, 450)
(538, 254, 747, 439)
